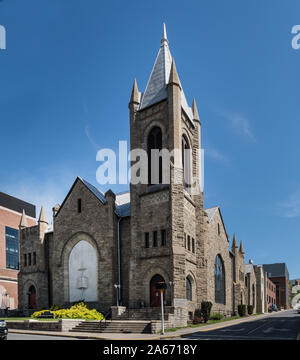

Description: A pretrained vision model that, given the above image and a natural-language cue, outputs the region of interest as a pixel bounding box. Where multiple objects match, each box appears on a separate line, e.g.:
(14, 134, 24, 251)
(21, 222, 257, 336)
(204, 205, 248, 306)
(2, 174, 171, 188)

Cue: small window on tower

(161, 230, 166, 246)
(78, 199, 82, 213)
(218, 223, 220, 236)
(192, 238, 195, 253)
(153, 231, 158, 247)
(145, 232, 149, 248)
(33, 252, 36, 265)
(24, 254, 27, 267)
(28, 253, 32, 266)
(188, 236, 191, 251)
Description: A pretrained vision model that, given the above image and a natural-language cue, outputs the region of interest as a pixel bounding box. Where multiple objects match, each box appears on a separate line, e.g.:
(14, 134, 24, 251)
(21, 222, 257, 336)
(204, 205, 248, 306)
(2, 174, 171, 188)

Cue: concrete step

(70, 321, 152, 334)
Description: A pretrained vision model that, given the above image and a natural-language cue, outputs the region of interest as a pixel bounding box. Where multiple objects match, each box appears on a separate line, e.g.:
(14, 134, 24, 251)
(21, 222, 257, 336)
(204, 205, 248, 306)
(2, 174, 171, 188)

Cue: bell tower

(128, 24, 206, 315)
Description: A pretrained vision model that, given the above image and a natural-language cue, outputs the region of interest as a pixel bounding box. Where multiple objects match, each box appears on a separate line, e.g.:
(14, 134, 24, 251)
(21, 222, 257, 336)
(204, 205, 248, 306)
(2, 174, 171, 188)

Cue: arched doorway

(150, 274, 166, 307)
(28, 285, 36, 310)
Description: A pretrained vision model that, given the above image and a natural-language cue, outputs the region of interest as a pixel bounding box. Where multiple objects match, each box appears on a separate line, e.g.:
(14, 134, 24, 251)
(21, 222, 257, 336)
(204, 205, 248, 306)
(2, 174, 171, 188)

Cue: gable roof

(205, 206, 229, 241)
(138, 24, 194, 126)
(54, 177, 106, 217)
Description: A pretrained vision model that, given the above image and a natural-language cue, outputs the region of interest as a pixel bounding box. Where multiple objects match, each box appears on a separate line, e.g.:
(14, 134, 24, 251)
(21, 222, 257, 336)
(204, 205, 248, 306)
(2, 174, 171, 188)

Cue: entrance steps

(69, 320, 152, 334)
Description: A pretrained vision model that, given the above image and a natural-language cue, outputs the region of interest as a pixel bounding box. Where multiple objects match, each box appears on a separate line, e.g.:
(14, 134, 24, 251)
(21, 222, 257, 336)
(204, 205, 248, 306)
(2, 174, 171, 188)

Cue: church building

(17, 25, 254, 326)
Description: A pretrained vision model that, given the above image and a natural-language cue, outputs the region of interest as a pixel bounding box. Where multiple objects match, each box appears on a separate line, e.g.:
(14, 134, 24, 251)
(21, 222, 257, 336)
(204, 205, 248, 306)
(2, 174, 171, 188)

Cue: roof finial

(161, 23, 168, 46)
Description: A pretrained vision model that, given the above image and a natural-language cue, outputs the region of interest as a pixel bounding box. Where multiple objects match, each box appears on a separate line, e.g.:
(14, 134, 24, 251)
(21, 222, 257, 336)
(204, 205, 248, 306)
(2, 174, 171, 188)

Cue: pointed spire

(232, 233, 238, 251)
(161, 23, 168, 46)
(38, 205, 48, 224)
(239, 241, 245, 254)
(192, 98, 200, 122)
(130, 78, 139, 104)
(19, 209, 28, 228)
(168, 59, 181, 88)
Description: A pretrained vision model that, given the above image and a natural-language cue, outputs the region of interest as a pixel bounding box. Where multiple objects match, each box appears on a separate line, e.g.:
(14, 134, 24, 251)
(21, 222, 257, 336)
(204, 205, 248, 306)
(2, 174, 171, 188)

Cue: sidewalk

(8, 311, 287, 340)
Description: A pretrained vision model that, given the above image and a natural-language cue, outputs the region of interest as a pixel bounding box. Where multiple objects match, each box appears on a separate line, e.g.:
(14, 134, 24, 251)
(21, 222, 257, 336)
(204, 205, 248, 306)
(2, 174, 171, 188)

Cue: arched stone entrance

(150, 274, 166, 307)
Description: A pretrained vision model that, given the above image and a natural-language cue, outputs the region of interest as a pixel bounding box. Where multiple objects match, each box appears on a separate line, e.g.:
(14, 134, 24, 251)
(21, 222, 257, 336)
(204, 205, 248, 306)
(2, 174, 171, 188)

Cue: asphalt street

(7, 333, 78, 340)
(179, 310, 300, 340)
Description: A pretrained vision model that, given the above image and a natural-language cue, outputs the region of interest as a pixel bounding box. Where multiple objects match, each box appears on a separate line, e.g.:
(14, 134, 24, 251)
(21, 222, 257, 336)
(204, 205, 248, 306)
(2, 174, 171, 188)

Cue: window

(182, 135, 191, 191)
(28, 253, 32, 266)
(214, 255, 225, 304)
(24, 254, 27, 267)
(187, 236, 191, 251)
(33, 252, 36, 265)
(145, 233, 149, 248)
(147, 127, 162, 185)
(161, 230, 166, 246)
(186, 277, 192, 301)
(153, 231, 158, 247)
(218, 223, 220, 235)
(77, 198, 82, 213)
(192, 238, 195, 253)
(5, 227, 19, 270)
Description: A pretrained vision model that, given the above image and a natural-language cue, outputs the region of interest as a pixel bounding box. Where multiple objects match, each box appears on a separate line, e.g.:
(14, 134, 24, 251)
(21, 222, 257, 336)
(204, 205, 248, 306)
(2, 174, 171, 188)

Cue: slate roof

(139, 24, 194, 125)
(115, 191, 130, 218)
(205, 207, 219, 222)
(80, 178, 106, 204)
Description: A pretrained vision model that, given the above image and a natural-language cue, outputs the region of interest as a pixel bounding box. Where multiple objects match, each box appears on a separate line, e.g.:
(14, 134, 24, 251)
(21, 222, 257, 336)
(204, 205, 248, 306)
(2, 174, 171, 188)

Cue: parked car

(269, 304, 278, 312)
(0, 320, 8, 340)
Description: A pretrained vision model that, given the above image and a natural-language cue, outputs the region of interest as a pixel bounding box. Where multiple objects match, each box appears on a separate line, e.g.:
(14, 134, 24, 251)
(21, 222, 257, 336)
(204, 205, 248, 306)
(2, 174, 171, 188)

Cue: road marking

(247, 320, 272, 335)
(263, 327, 290, 334)
(220, 328, 245, 332)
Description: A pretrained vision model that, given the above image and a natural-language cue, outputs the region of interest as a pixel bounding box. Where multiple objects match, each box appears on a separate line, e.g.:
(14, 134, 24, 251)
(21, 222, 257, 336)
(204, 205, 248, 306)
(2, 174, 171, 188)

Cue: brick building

(18, 25, 253, 325)
(263, 263, 290, 310)
(0, 192, 36, 310)
(266, 276, 276, 309)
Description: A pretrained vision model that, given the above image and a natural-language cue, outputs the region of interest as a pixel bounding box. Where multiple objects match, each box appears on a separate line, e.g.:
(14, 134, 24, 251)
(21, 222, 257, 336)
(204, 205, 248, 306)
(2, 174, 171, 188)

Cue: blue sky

(0, 0, 299, 278)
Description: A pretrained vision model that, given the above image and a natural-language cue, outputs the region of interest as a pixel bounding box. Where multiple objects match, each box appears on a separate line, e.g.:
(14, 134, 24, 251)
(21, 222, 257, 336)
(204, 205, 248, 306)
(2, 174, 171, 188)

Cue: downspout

(117, 216, 122, 306)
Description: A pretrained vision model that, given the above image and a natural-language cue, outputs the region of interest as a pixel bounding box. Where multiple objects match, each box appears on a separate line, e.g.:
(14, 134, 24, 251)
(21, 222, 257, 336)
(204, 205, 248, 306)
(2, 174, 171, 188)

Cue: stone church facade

(18, 25, 255, 325)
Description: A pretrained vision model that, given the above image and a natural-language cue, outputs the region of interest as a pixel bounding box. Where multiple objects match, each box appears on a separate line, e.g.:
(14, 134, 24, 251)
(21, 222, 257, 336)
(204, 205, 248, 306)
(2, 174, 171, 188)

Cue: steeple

(130, 78, 140, 104)
(239, 241, 245, 255)
(138, 24, 194, 123)
(232, 233, 238, 251)
(19, 209, 28, 229)
(38, 205, 48, 225)
(192, 98, 200, 122)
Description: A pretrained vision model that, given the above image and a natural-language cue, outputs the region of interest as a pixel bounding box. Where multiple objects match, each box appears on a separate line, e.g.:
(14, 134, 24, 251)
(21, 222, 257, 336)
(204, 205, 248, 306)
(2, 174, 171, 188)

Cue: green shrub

(247, 305, 254, 315)
(238, 304, 247, 317)
(31, 302, 105, 321)
(193, 308, 203, 324)
(201, 301, 213, 323)
(210, 312, 224, 320)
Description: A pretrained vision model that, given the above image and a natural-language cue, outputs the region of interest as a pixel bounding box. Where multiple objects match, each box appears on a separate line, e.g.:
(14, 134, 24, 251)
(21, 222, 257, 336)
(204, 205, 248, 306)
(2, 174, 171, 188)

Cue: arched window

(182, 135, 191, 191)
(214, 255, 225, 304)
(186, 277, 192, 301)
(147, 127, 162, 185)
(252, 284, 255, 307)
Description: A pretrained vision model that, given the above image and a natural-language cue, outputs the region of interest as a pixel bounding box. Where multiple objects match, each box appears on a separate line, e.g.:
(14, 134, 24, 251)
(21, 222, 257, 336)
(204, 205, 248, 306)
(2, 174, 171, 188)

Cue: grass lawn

(158, 313, 264, 333)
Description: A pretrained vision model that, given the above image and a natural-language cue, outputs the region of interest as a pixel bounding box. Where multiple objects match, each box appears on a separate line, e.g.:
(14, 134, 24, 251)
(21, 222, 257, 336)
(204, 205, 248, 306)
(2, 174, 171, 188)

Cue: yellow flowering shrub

(31, 302, 105, 320)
